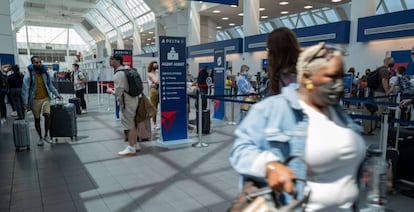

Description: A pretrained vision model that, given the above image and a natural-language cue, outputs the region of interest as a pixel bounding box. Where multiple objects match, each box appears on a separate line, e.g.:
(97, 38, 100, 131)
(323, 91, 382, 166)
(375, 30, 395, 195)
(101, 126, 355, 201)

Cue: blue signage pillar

(158, 36, 191, 146)
(213, 48, 225, 120)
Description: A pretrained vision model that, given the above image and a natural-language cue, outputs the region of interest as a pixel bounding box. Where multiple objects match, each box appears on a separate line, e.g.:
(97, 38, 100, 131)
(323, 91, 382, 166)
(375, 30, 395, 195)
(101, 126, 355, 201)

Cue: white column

(344, 0, 377, 74)
(133, 24, 142, 55)
(200, 16, 217, 43)
(165, 10, 189, 37)
(188, 1, 201, 46)
(243, 0, 260, 36)
(0, 0, 15, 60)
(116, 29, 124, 49)
(105, 36, 112, 56)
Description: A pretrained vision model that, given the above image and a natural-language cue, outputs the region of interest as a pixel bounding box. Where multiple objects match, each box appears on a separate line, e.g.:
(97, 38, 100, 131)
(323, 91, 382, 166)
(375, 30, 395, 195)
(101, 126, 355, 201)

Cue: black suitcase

(50, 102, 77, 141)
(395, 128, 414, 182)
(69, 97, 81, 115)
(196, 109, 210, 134)
(13, 119, 31, 151)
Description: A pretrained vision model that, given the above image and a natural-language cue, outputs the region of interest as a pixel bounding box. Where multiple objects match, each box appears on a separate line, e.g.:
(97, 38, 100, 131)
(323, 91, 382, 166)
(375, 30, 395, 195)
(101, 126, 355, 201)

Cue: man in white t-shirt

(73, 63, 87, 114)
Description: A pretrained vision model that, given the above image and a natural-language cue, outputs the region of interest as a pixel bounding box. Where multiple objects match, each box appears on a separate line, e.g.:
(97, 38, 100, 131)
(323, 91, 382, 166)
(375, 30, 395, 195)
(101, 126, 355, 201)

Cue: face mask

(243, 71, 249, 76)
(153, 67, 157, 70)
(388, 63, 395, 68)
(316, 80, 344, 105)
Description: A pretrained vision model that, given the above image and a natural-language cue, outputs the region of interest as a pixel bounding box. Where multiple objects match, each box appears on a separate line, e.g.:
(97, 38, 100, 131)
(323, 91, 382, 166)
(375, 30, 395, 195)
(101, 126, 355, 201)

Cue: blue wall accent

(0, 54, 15, 65)
(187, 38, 243, 58)
(244, 21, 351, 52)
(357, 9, 414, 42)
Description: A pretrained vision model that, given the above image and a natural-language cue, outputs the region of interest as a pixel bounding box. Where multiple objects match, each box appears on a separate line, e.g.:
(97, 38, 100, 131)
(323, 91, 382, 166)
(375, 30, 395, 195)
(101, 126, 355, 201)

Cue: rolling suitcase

(69, 97, 81, 115)
(13, 118, 31, 151)
(50, 102, 77, 141)
(196, 109, 210, 134)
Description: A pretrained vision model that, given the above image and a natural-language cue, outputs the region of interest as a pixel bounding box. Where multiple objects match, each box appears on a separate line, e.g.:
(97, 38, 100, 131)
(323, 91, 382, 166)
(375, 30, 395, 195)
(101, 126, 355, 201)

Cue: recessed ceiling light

(304, 5, 313, 9)
(146, 43, 150, 46)
(259, 8, 265, 11)
(212, 10, 221, 13)
(238, 13, 244, 16)
(230, 5, 237, 8)
(281, 11, 289, 15)
(151, 42, 155, 44)
(216, 26, 222, 29)
(147, 38, 151, 41)
(229, 23, 235, 26)
(130, 37, 134, 40)
(331, 0, 342, 2)
(222, 17, 229, 20)
(261, 16, 268, 19)
(280, 1, 289, 5)
(148, 31, 154, 34)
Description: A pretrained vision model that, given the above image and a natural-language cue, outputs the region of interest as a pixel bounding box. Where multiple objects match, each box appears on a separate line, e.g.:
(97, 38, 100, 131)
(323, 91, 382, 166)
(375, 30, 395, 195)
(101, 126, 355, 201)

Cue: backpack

(77, 71, 87, 83)
(367, 67, 381, 90)
(117, 68, 143, 97)
(0, 74, 9, 93)
(397, 76, 414, 95)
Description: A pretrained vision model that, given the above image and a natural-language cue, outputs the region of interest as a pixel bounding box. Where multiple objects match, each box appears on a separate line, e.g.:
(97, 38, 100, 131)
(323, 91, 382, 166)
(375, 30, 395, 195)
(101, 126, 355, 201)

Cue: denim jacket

(229, 83, 361, 202)
(21, 64, 59, 106)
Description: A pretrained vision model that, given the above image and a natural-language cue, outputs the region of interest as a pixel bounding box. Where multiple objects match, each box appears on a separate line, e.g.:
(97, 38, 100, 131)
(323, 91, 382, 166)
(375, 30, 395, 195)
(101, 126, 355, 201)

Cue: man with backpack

(72, 63, 87, 114)
(106, 54, 143, 156)
(372, 57, 393, 115)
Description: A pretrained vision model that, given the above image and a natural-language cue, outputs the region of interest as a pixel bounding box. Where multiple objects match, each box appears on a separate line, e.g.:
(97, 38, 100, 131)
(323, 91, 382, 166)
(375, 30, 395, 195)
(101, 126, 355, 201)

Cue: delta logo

(214, 100, 220, 112)
(161, 111, 177, 132)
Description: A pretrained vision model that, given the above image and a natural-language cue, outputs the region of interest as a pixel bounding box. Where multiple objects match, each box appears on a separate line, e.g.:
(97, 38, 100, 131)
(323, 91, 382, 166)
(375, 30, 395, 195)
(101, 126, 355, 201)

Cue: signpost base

(156, 138, 197, 149)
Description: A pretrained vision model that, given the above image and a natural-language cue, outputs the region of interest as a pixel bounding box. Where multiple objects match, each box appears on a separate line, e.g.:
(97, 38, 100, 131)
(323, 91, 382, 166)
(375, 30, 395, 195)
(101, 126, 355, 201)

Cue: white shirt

(299, 100, 366, 211)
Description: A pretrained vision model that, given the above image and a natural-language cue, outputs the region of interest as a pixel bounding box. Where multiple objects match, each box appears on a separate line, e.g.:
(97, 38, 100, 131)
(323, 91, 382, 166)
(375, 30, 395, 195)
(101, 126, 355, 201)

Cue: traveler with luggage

(147, 61, 160, 131)
(7, 65, 24, 120)
(72, 63, 87, 114)
(106, 54, 142, 156)
(229, 43, 366, 211)
(21, 56, 61, 146)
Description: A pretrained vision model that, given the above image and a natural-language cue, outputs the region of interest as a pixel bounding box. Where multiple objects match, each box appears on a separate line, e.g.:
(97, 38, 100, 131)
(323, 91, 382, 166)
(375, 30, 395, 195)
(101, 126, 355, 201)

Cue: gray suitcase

(50, 102, 77, 141)
(13, 119, 31, 151)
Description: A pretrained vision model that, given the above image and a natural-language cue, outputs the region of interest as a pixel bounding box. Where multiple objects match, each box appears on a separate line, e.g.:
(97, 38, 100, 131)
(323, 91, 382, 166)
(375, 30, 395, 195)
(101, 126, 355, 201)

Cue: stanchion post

(193, 91, 209, 148)
(228, 86, 237, 125)
(379, 112, 389, 162)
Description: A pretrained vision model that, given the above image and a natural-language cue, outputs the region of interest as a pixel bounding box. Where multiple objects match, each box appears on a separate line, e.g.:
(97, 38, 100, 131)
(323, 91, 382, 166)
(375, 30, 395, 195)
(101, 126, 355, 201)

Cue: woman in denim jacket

(230, 43, 366, 211)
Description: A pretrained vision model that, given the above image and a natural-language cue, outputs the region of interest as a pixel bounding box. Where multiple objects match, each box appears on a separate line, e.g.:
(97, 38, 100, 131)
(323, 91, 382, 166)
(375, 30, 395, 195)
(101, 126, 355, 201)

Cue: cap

(72, 63, 79, 68)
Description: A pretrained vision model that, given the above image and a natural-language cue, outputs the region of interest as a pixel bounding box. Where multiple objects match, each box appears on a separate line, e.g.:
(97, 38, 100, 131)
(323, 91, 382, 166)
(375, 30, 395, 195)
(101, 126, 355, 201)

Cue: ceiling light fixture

(304, 5, 313, 9)
(212, 10, 221, 13)
(261, 15, 268, 19)
(216, 26, 222, 29)
(280, 1, 289, 5)
(147, 38, 151, 41)
(229, 23, 235, 26)
(259, 8, 265, 11)
(331, 0, 342, 2)
(230, 5, 237, 8)
(238, 13, 244, 16)
(222, 17, 229, 20)
(281, 11, 289, 15)
(148, 31, 154, 34)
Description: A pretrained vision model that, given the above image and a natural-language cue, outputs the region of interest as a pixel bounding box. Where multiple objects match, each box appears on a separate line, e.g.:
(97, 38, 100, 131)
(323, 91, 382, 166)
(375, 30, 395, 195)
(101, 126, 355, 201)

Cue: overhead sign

(191, 0, 238, 5)
(158, 36, 188, 144)
(213, 48, 225, 120)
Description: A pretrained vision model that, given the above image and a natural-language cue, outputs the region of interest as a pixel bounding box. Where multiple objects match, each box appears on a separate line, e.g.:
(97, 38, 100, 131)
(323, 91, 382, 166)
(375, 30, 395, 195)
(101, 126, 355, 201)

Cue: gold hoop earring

(305, 82, 314, 90)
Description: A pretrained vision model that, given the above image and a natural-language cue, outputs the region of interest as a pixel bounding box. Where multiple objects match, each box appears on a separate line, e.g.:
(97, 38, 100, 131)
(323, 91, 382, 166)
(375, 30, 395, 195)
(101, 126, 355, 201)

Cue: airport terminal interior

(2, 0, 414, 211)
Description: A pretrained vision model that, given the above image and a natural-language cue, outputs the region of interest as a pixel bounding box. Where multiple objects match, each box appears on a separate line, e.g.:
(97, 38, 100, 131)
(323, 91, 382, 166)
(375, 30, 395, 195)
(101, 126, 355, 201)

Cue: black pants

(75, 88, 87, 110)
(9, 88, 24, 119)
(0, 92, 6, 119)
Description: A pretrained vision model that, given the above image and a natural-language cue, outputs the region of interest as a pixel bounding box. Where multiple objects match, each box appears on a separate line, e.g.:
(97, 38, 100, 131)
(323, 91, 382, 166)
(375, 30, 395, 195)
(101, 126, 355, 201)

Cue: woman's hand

(266, 161, 296, 194)
(400, 99, 412, 107)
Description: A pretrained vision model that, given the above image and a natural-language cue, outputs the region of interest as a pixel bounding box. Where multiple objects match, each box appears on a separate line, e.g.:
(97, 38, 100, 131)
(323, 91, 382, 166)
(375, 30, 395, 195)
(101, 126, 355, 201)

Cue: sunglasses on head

(306, 43, 344, 65)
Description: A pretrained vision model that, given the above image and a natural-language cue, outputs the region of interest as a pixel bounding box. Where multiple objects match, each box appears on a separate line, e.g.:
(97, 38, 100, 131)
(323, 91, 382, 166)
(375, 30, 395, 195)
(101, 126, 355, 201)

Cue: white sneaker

(153, 126, 160, 131)
(118, 145, 136, 156)
(11, 111, 17, 117)
(37, 138, 44, 146)
(81, 109, 87, 114)
(43, 137, 52, 144)
(0, 118, 6, 125)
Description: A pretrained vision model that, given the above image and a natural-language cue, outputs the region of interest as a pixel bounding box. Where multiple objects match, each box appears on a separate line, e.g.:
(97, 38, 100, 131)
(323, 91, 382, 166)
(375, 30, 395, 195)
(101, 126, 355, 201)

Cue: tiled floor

(1, 94, 413, 212)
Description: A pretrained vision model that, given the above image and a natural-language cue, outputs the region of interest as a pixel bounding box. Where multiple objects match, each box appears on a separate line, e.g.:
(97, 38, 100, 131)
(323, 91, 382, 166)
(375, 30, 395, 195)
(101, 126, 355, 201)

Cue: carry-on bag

(50, 101, 77, 141)
(69, 97, 81, 115)
(137, 119, 151, 141)
(13, 113, 31, 151)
